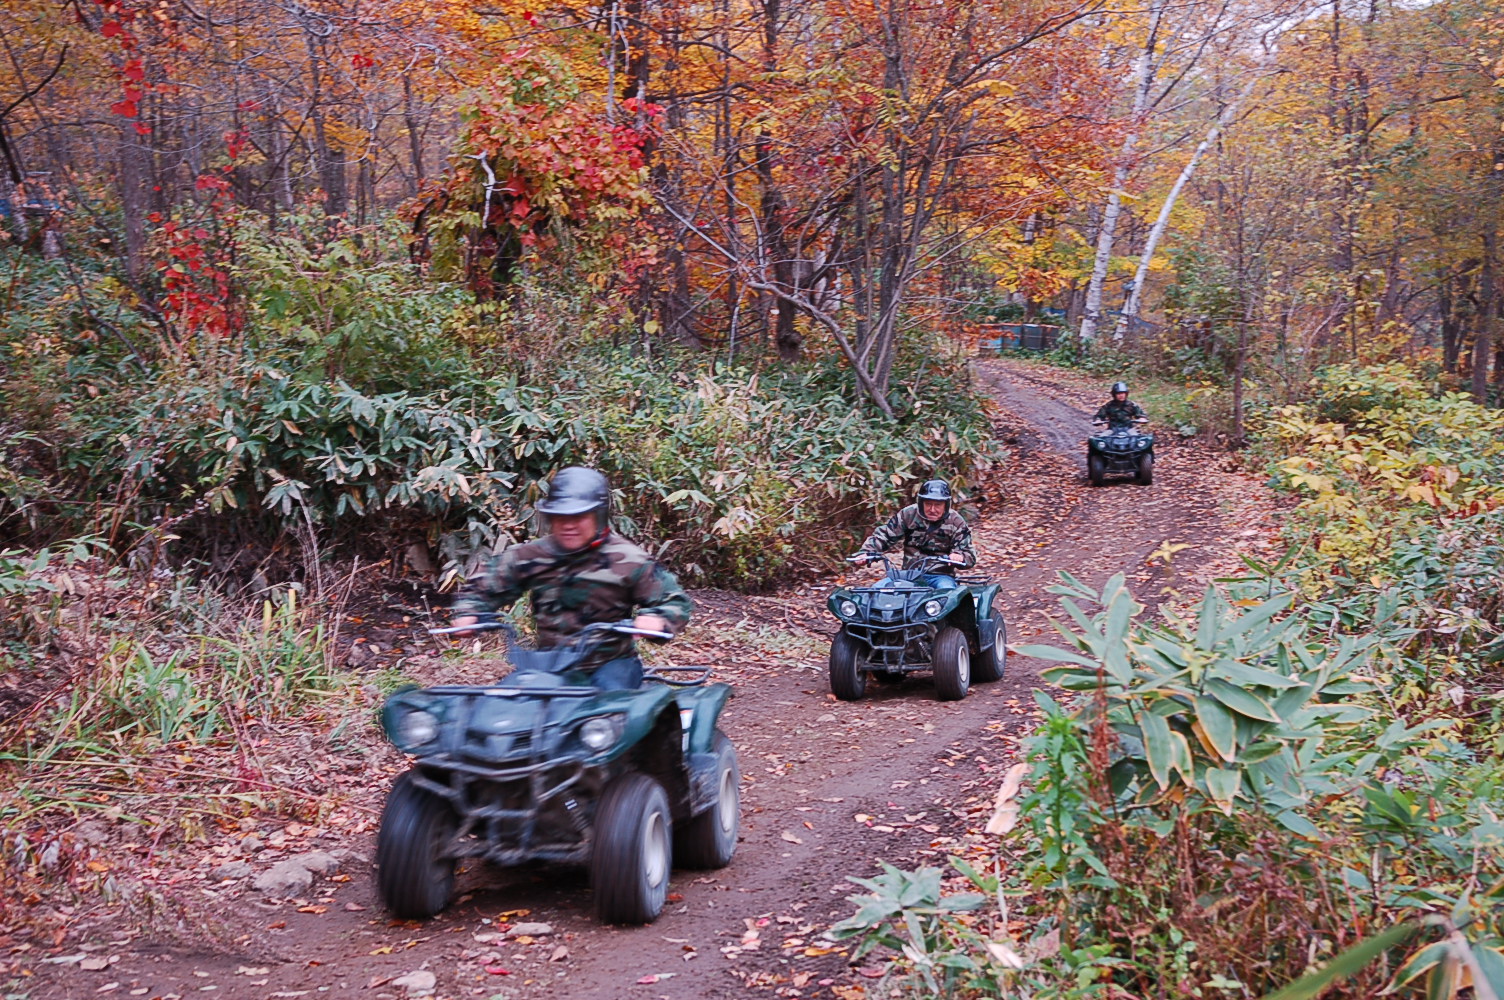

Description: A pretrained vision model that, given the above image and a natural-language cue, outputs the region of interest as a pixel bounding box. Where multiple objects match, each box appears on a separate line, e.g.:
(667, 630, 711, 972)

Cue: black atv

(375, 619, 739, 925)
(825, 554, 1007, 702)
(1087, 418, 1154, 486)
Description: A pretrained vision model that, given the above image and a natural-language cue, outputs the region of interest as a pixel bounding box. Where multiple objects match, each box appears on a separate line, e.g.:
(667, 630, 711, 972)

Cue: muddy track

(32, 360, 1252, 1000)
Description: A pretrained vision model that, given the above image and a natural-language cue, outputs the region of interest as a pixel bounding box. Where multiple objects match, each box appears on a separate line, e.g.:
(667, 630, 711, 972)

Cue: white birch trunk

(1113, 72, 1264, 342)
(1079, 0, 1167, 343)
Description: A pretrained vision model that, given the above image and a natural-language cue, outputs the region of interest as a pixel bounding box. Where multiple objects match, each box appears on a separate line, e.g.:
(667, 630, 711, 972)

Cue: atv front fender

(675, 682, 734, 755)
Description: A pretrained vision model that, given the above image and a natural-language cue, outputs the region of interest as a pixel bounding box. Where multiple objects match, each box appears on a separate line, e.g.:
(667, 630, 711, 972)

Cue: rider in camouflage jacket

(452, 468, 692, 671)
(857, 480, 976, 574)
(1093, 381, 1146, 427)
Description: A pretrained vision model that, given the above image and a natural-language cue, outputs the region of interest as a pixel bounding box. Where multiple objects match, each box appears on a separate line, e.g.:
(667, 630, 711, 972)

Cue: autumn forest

(4, 1, 1504, 998)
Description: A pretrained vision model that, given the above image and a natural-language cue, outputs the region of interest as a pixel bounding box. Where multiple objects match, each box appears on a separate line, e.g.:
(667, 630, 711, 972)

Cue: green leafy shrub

(8, 236, 1010, 592)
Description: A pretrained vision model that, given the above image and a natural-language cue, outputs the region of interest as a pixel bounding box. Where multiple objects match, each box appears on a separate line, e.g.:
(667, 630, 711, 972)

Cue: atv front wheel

(375, 771, 458, 920)
(675, 730, 740, 869)
(829, 632, 867, 701)
(973, 618, 1007, 684)
(933, 626, 972, 701)
(1088, 453, 1106, 487)
(593, 773, 673, 924)
(1136, 453, 1154, 486)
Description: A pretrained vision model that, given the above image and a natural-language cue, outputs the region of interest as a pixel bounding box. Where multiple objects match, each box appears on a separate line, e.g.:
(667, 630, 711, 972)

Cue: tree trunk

(1476, 233, 1497, 404)
(1440, 275, 1462, 373)
(118, 129, 150, 281)
(403, 73, 425, 193)
(1080, 0, 1166, 343)
(1115, 71, 1260, 341)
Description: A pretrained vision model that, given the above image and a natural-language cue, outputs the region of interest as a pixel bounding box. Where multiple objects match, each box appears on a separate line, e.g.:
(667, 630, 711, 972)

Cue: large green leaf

(1259, 920, 1419, 1000)
(1474, 945, 1504, 1000)
(1195, 587, 1221, 650)
(1013, 644, 1100, 668)
(1217, 593, 1294, 643)
(1138, 710, 1176, 790)
(1274, 809, 1322, 839)
(1206, 679, 1282, 723)
(1394, 942, 1455, 990)
(1208, 659, 1305, 690)
(1203, 766, 1241, 813)
(1193, 695, 1238, 761)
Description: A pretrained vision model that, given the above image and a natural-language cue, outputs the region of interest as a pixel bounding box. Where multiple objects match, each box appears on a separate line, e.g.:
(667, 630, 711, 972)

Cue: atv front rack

(848, 621, 931, 668)
(644, 665, 713, 687)
(422, 683, 599, 698)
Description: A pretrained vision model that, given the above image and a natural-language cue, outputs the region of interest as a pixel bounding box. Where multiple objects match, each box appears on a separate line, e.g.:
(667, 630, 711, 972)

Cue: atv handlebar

(846, 552, 962, 575)
(429, 617, 671, 642)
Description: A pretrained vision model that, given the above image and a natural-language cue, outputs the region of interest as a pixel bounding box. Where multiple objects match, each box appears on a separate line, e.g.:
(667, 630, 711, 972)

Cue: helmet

(1111, 381, 1129, 396)
(537, 467, 611, 537)
(916, 479, 952, 520)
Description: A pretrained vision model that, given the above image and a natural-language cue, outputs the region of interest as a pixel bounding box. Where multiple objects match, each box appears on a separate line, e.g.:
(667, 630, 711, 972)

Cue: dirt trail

(30, 360, 1264, 1000)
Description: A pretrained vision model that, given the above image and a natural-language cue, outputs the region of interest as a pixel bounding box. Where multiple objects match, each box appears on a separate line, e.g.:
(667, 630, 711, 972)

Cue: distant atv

(376, 619, 739, 925)
(1087, 417, 1154, 486)
(825, 555, 1007, 702)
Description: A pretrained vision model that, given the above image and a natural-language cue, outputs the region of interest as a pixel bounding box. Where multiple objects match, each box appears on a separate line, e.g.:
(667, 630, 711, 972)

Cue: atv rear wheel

(674, 730, 740, 869)
(829, 631, 867, 701)
(973, 617, 1007, 683)
(933, 626, 971, 701)
(1136, 453, 1154, 486)
(376, 771, 458, 920)
(1088, 453, 1106, 486)
(593, 773, 673, 924)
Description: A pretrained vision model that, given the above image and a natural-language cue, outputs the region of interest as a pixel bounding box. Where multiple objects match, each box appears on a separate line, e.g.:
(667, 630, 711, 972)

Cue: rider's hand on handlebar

(848, 552, 874, 565)
(947, 552, 966, 565)
(633, 614, 669, 636)
(449, 615, 481, 637)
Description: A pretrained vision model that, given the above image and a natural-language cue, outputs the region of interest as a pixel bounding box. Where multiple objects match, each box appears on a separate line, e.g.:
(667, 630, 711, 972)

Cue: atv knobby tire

(592, 772, 673, 925)
(973, 617, 1007, 684)
(1137, 453, 1154, 486)
(829, 631, 867, 701)
(376, 771, 458, 920)
(933, 626, 972, 701)
(674, 730, 740, 869)
(1088, 453, 1106, 487)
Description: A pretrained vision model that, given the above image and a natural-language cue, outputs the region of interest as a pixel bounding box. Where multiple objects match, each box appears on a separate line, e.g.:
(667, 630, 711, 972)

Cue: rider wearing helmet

(1094, 381, 1146, 428)
(450, 466, 693, 690)
(851, 479, 976, 590)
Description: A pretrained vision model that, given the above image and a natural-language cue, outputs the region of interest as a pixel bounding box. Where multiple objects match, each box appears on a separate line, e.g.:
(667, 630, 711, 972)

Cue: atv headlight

(838, 600, 859, 619)
(578, 714, 626, 752)
(395, 709, 439, 750)
(923, 600, 943, 618)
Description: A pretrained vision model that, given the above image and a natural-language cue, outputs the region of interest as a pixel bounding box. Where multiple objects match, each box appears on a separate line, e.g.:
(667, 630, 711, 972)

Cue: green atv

(825, 554, 1007, 702)
(376, 619, 739, 925)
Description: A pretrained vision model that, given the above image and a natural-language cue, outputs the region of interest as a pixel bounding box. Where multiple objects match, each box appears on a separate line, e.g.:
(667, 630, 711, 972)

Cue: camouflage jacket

(453, 533, 693, 666)
(859, 504, 977, 573)
(1093, 399, 1146, 427)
